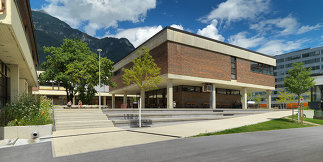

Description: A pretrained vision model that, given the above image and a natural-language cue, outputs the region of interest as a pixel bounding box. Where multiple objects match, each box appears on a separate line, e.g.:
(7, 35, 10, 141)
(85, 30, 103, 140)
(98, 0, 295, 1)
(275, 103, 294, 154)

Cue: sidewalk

(52, 110, 292, 157)
(133, 110, 293, 137)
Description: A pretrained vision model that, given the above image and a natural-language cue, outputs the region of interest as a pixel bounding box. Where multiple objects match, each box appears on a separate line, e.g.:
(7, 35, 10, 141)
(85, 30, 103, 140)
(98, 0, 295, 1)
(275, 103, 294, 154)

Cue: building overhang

(113, 27, 276, 72)
(109, 74, 275, 95)
(0, 0, 38, 86)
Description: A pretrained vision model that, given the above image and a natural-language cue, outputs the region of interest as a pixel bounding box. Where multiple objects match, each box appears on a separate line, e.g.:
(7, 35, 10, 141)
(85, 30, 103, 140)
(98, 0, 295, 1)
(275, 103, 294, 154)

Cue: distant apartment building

(110, 27, 276, 109)
(270, 46, 323, 108)
(0, 0, 39, 107)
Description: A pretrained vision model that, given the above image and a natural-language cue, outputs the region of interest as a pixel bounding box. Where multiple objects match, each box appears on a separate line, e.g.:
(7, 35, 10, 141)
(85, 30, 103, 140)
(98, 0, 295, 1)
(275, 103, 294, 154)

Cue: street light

(97, 49, 102, 109)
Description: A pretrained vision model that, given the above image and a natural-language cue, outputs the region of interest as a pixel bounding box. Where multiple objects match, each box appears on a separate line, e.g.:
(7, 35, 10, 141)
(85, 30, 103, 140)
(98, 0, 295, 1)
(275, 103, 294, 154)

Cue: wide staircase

(103, 109, 277, 127)
(53, 107, 114, 131)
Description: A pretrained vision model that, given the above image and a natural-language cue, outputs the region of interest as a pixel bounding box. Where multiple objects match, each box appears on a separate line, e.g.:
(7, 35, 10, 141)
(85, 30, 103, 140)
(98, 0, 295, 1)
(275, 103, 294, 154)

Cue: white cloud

(170, 24, 184, 30)
(202, 0, 270, 23)
(197, 20, 225, 41)
(257, 39, 306, 55)
(250, 15, 321, 36)
(228, 32, 264, 48)
(43, 0, 156, 36)
(250, 15, 298, 36)
(297, 24, 321, 34)
(108, 25, 163, 47)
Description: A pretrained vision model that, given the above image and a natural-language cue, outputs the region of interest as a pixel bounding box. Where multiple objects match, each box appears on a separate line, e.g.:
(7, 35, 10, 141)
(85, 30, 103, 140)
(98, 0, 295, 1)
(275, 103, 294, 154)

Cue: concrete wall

(0, 124, 52, 139)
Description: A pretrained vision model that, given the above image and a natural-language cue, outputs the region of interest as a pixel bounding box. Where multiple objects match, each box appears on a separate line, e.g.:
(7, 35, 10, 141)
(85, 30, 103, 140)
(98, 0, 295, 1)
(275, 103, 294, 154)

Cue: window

(286, 55, 301, 61)
(251, 62, 262, 73)
(182, 86, 201, 92)
(277, 58, 284, 63)
(250, 62, 274, 75)
(303, 58, 320, 64)
(216, 88, 240, 95)
(309, 65, 320, 70)
(276, 65, 284, 69)
(231, 57, 236, 80)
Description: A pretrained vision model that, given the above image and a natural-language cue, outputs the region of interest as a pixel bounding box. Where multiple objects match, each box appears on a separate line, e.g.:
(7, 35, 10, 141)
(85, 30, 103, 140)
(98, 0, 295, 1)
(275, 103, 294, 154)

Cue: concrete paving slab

(51, 110, 292, 157)
(52, 127, 176, 157)
(131, 110, 292, 137)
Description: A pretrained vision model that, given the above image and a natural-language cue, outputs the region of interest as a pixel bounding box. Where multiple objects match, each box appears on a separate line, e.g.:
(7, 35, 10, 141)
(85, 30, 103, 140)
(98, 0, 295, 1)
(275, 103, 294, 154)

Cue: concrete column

(103, 96, 107, 105)
(19, 79, 27, 96)
(211, 84, 216, 109)
(266, 90, 271, 109)
(9, 65, 19, 102)
(140, 89, 145, 108)
(167, 79, 173, 109)
(112, 94, 115, 109)
(242, 88, 247, 109)
(123, 91, 127, 105)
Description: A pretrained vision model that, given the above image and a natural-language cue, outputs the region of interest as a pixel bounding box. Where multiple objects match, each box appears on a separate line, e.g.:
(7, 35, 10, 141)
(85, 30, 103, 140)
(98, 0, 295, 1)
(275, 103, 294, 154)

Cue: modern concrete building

(110, 27, 276, 109)
(271, 46, 323, 108)
(0, 0, 39, 107)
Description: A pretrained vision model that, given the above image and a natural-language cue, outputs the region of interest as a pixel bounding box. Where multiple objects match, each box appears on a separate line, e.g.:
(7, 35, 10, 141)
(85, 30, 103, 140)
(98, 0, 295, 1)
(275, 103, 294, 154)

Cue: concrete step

(55, 117, 107, 122)
(55, 124, 114, 130)
(53, 108, 115, 131)
(107, 111, 258, 117)
(56, 119, 113, 125)
(113, 116, 234, 126)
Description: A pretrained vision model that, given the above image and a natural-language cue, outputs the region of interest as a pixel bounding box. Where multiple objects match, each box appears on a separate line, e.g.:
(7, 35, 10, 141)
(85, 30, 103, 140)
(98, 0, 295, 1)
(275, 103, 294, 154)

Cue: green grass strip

(194, 118, 313, 137)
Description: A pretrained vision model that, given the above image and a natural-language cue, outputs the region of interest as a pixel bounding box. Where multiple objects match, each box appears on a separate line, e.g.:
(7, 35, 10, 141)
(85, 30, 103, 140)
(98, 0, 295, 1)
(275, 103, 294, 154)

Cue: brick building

(110, 27, 276, 109)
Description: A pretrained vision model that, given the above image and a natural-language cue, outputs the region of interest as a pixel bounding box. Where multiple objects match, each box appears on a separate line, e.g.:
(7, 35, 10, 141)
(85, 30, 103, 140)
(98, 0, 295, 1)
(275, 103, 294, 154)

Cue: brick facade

(236, 58, 275, 87)
(111, 42, 168, 90)
(167, 42, 231, 81)
(112, 41, 275, 91)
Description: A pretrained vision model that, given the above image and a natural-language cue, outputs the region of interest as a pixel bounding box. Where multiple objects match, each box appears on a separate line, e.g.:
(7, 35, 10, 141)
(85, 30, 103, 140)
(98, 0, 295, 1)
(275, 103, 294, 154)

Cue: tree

(66, 53, 115, 104)
(40, 39, 115, 104)
(247, 93, 262, 108)
(276, 89, 294, 109)
(40, 39, 87, 102)
(283, 62, 315, 123)
(122, 47, 161, 127)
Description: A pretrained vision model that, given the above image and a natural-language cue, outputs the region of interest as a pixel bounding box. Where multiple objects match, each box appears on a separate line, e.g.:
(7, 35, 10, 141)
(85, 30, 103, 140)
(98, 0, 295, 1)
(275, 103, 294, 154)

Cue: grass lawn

(289, 114, 323, 125)
(194, 118, 314, 137)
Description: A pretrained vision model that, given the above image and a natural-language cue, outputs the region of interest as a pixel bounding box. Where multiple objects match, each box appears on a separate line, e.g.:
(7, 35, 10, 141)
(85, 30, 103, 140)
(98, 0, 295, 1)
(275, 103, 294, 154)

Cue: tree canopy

(122, 47, 161, 91)
(283, 62, 315, 96)
(40, 39, 115, 104)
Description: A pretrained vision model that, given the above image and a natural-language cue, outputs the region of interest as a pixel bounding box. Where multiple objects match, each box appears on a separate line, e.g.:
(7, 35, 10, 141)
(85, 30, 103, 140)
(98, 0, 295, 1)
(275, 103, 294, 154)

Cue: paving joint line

(41, 130, 127, 139)
(126, 129, 182, 138)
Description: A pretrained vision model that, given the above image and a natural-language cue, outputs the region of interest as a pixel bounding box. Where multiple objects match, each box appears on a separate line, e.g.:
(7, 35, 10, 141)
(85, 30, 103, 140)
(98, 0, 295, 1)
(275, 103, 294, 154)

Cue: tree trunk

(298, 95, 300, 123)
(301, 101, 304, 124)
(139, 89, 145, 127)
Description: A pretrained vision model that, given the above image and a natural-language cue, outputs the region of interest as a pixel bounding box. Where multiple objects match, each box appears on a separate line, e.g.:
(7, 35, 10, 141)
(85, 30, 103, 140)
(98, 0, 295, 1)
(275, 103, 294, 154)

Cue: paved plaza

(51, 110, 291, 157)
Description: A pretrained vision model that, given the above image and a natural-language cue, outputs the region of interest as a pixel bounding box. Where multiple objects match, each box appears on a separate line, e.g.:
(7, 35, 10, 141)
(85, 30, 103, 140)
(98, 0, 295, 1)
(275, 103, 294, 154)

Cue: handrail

(51, 99, 56, 131)
(0, 0, 5, 12)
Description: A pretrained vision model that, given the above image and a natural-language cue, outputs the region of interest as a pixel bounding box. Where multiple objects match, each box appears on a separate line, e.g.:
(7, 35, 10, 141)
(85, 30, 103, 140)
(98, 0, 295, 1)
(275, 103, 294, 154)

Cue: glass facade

(0, 60, 10, 108)
(311, 85, 323, 102)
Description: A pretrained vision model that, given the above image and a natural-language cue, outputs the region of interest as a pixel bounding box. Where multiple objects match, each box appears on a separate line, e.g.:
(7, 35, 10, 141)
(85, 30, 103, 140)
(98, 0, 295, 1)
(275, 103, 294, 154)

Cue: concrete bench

(63, 105, 110, 109)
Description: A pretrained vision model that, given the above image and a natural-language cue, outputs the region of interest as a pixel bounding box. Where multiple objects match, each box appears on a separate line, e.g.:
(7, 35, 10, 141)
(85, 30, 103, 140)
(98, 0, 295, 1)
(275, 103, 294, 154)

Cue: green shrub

(0, 95, 53, 126)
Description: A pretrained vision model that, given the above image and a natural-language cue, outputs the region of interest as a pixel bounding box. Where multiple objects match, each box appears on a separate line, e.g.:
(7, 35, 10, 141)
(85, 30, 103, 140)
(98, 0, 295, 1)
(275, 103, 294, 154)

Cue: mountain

(31, 10, 135, 66)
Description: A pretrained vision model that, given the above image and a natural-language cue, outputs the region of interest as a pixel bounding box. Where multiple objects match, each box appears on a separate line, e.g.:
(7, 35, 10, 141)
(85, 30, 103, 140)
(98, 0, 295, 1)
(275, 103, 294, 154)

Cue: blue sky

(30, 0, 323, 55)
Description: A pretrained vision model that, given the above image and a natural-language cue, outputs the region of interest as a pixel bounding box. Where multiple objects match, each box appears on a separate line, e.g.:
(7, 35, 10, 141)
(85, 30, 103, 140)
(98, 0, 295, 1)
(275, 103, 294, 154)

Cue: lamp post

(97, 49, 102, 109)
